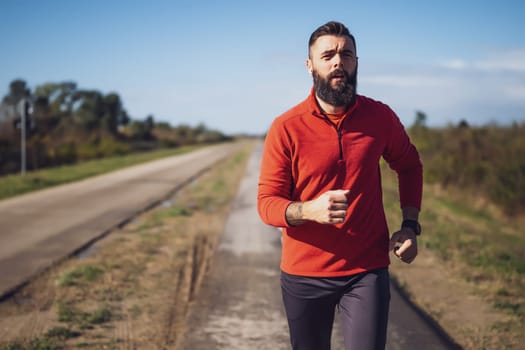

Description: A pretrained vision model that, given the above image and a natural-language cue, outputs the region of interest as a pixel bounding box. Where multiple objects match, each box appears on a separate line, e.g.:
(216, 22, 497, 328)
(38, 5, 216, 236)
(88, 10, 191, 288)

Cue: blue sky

(1, 0, 524, 134)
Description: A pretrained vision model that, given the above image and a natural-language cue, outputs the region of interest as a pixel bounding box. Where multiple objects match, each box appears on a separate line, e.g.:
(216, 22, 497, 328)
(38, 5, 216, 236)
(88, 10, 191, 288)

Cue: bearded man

(257, 21, 423, 350)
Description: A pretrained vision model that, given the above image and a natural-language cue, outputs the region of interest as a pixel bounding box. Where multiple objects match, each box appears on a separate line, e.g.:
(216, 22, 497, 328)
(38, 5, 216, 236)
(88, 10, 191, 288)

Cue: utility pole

(16, 98, 32, 175)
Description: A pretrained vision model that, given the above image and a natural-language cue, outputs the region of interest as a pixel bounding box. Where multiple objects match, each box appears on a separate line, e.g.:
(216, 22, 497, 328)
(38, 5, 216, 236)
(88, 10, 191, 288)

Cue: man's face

(307, 35, 358, 108)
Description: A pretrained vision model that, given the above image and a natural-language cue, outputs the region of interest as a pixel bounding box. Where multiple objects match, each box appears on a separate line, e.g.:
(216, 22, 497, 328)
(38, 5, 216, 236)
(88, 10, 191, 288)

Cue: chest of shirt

(289, 118, 386, 180)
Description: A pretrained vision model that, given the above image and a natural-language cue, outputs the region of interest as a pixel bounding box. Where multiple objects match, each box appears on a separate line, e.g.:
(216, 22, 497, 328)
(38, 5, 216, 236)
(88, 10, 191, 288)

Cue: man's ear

(306, 59, 313, 75)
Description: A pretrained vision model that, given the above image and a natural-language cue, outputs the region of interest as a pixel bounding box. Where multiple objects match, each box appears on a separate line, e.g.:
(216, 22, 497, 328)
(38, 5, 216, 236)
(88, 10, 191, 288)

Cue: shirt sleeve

(257, 119, 294, 227)
(382, 110, 423, 210)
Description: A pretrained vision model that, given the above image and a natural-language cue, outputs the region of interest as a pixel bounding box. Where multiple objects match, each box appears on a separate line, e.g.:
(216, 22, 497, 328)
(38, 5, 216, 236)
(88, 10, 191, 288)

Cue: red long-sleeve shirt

(257, 89, 423, 277)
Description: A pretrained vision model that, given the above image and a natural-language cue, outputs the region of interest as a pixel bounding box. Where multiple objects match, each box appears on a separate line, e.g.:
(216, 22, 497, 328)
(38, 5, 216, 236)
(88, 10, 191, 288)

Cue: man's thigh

(338, 268, 391, 350)
(281, 286, 337, 350)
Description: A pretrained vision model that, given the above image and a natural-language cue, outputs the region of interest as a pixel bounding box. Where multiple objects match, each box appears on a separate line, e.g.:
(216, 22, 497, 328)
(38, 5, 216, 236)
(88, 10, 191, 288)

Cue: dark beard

(313, 67, 357, 108)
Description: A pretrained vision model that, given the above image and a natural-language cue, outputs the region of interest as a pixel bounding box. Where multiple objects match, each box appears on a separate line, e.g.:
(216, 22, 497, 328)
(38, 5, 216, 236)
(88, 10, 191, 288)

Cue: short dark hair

(308, 21, 356, 56)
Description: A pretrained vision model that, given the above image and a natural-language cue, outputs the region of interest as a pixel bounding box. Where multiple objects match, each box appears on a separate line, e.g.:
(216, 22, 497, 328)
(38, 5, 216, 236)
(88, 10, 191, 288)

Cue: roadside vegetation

(410, 111, 525, 215)
(409, 115, 525, 316)
(0, 79, 232, 177)
(0, 143, 253, 349)
(384, 167, 524, 348)
(385, 112, 524, 349)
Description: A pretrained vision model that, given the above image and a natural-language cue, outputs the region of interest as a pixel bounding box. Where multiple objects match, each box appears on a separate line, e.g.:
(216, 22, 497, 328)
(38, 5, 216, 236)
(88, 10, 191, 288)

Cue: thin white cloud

(441, 49, 525, 72)
(360, 74, 447, 88)
(440, 59, 468, 70)
(504, 84, 525, 100)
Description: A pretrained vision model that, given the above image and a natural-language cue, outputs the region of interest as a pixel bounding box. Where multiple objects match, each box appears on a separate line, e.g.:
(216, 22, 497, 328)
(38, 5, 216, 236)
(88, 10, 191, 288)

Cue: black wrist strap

(401, 219, 421, 235)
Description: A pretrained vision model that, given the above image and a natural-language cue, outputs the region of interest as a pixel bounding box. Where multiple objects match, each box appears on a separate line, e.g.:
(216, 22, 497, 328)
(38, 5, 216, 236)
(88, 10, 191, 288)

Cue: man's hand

(389, 227, 418, 264)
(286, 189, 349, 226)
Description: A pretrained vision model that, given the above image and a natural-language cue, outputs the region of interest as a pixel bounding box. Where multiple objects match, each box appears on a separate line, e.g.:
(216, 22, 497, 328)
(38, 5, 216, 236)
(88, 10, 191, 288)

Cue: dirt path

(177, 141, 457, 349)
(176, 142, 290, 350)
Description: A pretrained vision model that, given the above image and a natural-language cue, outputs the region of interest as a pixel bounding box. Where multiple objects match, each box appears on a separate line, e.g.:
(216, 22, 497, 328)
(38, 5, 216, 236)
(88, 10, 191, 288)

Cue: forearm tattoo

(286, 202, 305, 226)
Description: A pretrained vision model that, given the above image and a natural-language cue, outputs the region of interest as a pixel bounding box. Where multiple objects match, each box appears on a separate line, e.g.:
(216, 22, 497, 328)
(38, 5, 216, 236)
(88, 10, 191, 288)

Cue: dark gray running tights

(281, 268, 390, 350)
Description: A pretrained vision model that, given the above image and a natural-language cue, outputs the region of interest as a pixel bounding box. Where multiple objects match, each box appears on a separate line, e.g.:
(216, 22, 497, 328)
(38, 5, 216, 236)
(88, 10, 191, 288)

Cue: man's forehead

(311, 35, 355, 52)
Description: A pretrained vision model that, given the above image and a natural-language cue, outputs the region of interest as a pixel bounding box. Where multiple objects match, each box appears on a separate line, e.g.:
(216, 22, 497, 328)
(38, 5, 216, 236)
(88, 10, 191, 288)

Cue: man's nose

(333, 54, 344, 68)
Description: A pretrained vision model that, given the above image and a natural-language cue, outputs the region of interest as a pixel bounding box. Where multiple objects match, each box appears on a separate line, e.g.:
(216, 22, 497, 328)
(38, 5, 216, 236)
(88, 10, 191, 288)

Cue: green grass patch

(0, 337, 63, 350)
(155, 205, 193, 219)
(434, 196, 492, 221)
(86, 307, 112, 324)
(137, 204, 193, 230)
(58, 303, 113, 328)
(45, 327, 80, 340)
(57, 265, 103, 287)
(211, 178, 226, 192)
(128, 305, 142, 318)
(493, 300, 524, 315)
(22, 338, 61, 350)
(0, 145, 202, 200)
(57, 303, 78, 323)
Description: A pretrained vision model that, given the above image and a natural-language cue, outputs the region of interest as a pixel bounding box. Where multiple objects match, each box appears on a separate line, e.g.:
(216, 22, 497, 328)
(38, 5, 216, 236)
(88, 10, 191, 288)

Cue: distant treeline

(409, 112, 525, 215)
(0, 79, 231, 176)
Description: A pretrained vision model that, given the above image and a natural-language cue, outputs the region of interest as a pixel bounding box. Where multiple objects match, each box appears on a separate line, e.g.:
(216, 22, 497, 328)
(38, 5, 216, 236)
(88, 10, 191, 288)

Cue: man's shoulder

(356, 95, 399, 123)
(357, 94, 393, 112)
(273, 97, 311, 125)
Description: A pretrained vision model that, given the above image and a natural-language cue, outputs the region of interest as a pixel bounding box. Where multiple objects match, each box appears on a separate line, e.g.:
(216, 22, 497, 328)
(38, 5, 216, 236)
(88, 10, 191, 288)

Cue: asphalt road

(178, 141, 460, 350)
(0, 142, 241, 299)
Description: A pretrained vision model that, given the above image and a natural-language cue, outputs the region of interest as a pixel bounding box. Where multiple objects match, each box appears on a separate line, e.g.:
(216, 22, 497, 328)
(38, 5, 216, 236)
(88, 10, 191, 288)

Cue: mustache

(328, 69, 349, 80)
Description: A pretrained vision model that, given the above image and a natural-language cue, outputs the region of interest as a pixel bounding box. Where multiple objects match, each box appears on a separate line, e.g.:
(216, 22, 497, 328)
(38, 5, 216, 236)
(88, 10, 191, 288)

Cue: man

(257, 21, 423, 350)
